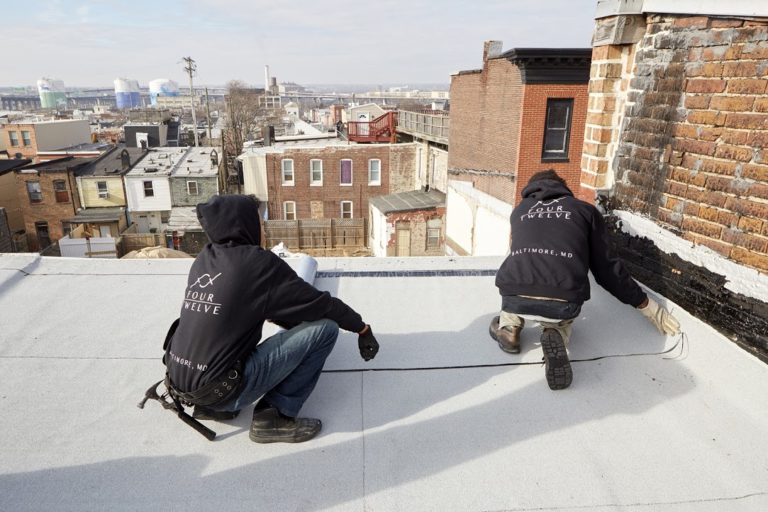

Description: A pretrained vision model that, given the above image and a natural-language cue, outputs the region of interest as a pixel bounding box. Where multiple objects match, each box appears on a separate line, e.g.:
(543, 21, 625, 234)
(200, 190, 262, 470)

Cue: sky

(2, 0, 598, 88)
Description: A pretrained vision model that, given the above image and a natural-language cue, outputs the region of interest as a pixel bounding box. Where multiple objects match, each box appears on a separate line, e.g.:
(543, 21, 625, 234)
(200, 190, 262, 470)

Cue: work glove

(358, 325, 379, 361)
(638, 298, 680, 335)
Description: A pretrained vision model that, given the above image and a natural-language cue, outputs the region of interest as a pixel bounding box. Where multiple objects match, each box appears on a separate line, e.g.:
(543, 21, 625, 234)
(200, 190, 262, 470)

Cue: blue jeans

(220, 319, 339, 418)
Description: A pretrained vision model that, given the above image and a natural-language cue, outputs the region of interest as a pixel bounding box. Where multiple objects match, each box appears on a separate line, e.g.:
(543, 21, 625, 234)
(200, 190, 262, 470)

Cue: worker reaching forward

(165, 195, 379, 443)
(490, 170, 679, 390)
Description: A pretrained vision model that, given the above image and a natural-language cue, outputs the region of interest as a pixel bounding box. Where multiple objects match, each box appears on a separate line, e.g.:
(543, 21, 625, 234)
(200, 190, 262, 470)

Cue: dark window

(35, 221, 51, 249)
(340, 159, 352, 185)
(143, 181, 154, 197)
(542, 99, 573, 161)
(97, 181, 109, 198)
(8, 131, 19, 147)
(21, 131, 31, 146)
(53, 180, 69, 203)
(26, 181, 42, 203)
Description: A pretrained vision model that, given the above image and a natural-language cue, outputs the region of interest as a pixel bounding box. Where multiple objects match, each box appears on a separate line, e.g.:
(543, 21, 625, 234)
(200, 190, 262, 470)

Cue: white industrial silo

(114, 78, 142, 109)
(149, 79, 180, 106)
(37, 78, 67, 109)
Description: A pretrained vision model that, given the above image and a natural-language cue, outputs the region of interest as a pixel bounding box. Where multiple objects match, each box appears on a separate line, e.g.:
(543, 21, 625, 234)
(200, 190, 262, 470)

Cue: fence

(264, 218, 366, 250)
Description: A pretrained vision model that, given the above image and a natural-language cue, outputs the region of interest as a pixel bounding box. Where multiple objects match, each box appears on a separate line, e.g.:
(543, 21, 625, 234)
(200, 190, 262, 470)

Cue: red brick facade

(449, 46, 591, 207)
(583, 14, 768, 272)
(265, 144, 416, 220)
(15, 166, 81, 251)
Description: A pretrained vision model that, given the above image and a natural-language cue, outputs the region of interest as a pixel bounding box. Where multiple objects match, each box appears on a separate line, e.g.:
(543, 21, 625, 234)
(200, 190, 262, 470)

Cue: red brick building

(240, 142, 418, 221)
(449, 43, 592, 205)
(15, 157, 90, 251)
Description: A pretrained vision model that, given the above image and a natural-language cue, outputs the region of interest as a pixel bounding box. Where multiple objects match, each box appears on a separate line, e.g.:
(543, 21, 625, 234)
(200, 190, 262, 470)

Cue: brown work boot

(541, 328, 573, 390)
(489, 316, 522, 354)
(249, 406, 322, 444)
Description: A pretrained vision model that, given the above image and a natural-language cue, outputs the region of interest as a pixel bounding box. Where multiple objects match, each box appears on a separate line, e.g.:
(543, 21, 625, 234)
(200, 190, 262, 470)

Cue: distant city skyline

(4, 1, 598, 88)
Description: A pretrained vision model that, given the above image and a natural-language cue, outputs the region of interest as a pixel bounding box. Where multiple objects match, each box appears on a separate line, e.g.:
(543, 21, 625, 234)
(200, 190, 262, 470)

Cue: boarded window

(340, 159, 352, 185)
(54, 180, 69, 203)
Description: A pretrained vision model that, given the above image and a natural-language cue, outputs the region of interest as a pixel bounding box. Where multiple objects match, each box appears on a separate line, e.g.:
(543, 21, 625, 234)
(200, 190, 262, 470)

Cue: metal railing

(396, 110, 450, 143)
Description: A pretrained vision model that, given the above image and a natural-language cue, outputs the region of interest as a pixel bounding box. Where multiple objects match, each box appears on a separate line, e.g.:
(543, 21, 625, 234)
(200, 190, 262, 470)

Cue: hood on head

(196, 195, 261, 245)
(521, 178, 574, 201)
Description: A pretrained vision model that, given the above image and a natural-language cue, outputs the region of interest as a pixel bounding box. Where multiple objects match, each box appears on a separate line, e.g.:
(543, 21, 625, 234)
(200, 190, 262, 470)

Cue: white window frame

(97, 181, 109, 199)
(340, 200, 353, 219)
(368, 158, 381, 185)
(187, 180, 199, 195)
(310, 159, 323, 186)
(340, 159, 353, 186)
(281, 159, 294, 185)
(283, 201, 296, 220)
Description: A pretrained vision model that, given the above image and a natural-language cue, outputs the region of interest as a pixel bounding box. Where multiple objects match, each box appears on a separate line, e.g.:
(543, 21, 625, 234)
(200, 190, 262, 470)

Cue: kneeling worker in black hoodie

(490, 170, 679, 390)
(165, 195, 379, 443)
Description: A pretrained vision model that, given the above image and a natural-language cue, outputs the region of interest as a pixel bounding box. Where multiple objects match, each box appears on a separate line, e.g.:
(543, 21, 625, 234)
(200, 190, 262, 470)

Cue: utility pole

(182, 56, 199, 146)
(205, 87, 212, 144)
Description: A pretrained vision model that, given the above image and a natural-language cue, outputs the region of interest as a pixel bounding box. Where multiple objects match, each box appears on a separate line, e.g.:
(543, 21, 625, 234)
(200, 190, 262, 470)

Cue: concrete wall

(34, 120, 91, 151)
(241, 154, 269, 201)
(445, 180, 511, 256)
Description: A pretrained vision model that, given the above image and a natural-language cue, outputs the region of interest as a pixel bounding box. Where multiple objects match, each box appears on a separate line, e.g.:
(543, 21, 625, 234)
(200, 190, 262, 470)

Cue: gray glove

(639, 298, 680, 335)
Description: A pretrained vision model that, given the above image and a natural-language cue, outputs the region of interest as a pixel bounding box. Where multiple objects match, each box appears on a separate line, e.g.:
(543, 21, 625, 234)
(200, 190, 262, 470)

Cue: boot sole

(249, 427, 321, 444)
(541, 329, 572, 390)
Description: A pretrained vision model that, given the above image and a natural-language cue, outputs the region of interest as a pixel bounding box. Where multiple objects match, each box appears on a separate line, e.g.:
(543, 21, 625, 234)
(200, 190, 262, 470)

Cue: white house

(124, 147, 190, 233)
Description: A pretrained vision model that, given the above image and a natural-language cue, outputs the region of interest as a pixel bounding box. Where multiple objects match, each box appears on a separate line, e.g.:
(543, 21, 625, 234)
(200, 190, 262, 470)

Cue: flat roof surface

(127, 147, 189, 177)
(171, 147, 219, 178)
(0, 254, 766, 511)
(370, 189, 446, 214)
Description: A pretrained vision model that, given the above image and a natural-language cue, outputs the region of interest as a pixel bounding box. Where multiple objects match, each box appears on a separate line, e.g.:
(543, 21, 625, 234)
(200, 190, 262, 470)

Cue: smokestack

(265, 65, 270, 93)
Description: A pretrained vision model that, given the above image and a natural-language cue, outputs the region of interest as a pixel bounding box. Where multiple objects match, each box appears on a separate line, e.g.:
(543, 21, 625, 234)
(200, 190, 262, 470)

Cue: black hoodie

(166, 195, 365, 393)
(495, 178, 646, 307)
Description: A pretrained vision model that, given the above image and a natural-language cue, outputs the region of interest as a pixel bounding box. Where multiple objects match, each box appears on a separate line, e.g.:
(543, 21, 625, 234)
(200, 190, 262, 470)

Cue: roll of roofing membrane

(293, 254, 318, 285)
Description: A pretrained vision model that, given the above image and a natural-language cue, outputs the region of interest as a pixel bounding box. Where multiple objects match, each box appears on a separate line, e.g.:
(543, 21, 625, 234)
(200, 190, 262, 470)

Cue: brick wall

(518, 83, 590, 201)
(265, 144, 416, 220)
(3, 124, 39, 159)
(586, 14, 768, 273)
(448, 60, 524, 205)
(16, 170, 79, 251)
(383, 207, 446, 257)
(583, 13, 768, 358)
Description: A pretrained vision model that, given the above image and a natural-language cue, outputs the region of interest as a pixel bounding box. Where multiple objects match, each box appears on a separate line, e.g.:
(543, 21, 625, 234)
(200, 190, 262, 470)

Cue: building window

(281, 159, 294, 185)
(542, 98, 573, 161)
(97, 181, 109, 198)
(187, 181, 199, 195)
(310, 159, 323, 185)
(53, 180, 69, 203)
(283, 201, 296, 220)
(340, 159, 352, 185)
(426, 218, 442, 249)
(26, 181, 42, 203)
(21, 131, 31, 146)
(341, 200, 353, 219)
(368, 159, 381, 185)
(143, 180, 154, 197)
(8, 131, 19, 147)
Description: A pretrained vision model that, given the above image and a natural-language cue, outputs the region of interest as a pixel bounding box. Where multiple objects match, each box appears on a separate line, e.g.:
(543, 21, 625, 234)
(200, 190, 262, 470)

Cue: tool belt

(165, 360, 244, 408)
